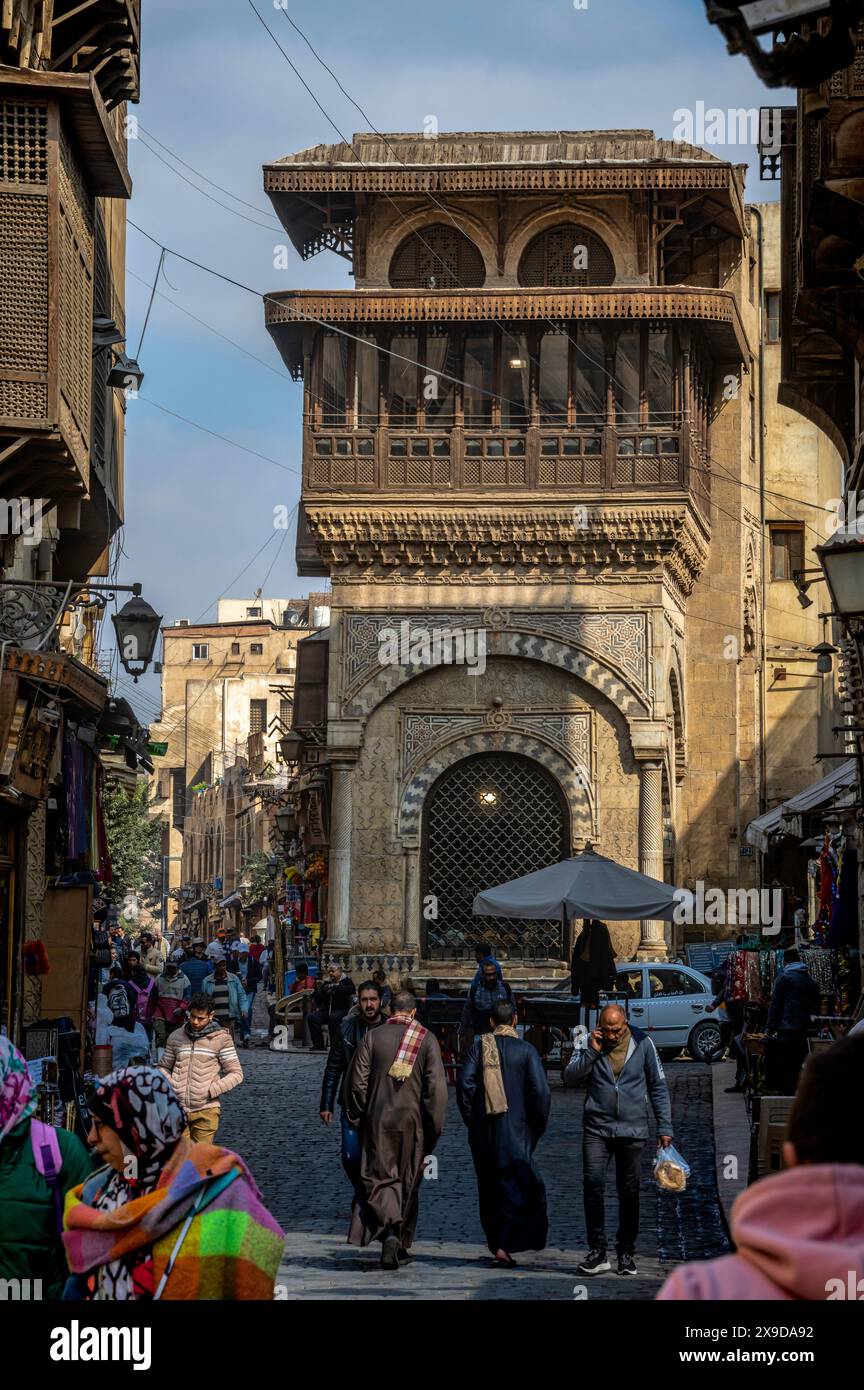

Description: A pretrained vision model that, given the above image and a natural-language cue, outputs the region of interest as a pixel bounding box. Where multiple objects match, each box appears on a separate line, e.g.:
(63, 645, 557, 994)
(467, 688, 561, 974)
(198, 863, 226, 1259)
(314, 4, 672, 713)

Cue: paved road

(217, 1047, 729, 1301)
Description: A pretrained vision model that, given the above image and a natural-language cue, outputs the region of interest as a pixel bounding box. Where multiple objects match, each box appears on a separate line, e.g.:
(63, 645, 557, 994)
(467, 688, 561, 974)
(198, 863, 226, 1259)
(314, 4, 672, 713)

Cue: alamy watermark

(673, 881, 782, 935)
(377, 620, 487, 676)
(0, 496, 44, 547)
(673, 103, 782, 155)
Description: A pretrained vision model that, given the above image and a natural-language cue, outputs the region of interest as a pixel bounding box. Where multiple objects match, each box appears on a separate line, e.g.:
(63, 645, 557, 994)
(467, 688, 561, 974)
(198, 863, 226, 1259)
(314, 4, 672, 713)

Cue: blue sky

(115, 0, 784, 716)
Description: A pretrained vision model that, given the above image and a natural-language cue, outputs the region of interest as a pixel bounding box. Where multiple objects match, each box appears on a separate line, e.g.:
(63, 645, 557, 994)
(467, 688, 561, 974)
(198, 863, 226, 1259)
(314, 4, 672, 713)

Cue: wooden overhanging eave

(263, 162, 746, 241)
(265, 286, 751, 375)
(0, 64, 131, 197)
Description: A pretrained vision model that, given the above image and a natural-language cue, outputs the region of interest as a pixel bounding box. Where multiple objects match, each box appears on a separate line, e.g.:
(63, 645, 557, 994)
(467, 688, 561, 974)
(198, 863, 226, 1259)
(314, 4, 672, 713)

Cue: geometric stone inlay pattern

(398, 729, 594, 840)
(343, 608, 649, 696)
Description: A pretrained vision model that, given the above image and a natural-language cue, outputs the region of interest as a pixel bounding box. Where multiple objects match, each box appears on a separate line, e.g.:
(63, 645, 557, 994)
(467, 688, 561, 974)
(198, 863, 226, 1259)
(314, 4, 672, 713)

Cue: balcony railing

(303, 422, 705, 509)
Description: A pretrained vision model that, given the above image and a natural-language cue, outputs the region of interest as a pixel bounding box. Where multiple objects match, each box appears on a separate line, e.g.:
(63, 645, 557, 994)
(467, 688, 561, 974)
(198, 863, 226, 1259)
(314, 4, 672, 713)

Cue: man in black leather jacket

(319, 980, 385, 1199)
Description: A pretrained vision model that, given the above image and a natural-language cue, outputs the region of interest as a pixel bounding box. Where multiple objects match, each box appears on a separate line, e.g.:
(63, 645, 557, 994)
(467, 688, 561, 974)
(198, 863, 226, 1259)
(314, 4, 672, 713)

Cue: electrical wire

(136, 132, 281, 232)
(136, 123, 282, 221)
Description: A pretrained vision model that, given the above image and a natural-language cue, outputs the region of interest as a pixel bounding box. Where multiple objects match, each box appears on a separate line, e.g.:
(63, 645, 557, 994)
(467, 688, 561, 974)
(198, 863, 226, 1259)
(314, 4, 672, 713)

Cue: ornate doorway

(421, 752, 570, 961)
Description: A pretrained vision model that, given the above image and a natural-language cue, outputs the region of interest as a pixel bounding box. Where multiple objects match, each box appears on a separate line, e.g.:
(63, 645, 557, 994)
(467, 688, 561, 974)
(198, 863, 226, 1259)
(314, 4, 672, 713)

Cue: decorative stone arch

(369, 207, 499, 285)
(397, 728, 592, 843)
(503, 204, 630, 285)
(346, 632, 649, 726)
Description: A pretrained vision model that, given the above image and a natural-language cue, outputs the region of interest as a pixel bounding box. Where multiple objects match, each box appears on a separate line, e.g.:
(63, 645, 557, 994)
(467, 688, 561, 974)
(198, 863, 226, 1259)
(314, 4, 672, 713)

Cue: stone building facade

(263, 130, 774, 968)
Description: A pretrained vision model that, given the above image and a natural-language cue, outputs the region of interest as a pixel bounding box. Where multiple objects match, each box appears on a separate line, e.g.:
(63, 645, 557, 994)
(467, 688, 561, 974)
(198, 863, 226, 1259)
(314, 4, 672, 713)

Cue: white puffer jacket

(159, 1022, 243, 1113)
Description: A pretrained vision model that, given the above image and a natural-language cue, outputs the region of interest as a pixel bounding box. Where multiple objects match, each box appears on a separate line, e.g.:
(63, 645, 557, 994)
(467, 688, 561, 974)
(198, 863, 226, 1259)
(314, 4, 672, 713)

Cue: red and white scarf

(387, 1013, 427, 1080)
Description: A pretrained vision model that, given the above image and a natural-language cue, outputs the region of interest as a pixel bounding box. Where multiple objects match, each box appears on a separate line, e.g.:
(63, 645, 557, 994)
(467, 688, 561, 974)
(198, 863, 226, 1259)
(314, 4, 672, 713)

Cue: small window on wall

(250, 642, 264, 655)
(249, 699, 267, 734)
(230, 642, 240, 656)
(765, 291, 780, 343)
(770, 525, 805, 581)
(191, 643, 209, 660)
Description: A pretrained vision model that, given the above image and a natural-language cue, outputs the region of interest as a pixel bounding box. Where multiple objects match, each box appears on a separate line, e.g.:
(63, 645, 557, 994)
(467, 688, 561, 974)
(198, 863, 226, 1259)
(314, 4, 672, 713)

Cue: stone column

(324, 762, 354, 952)
(402, 840, 421, 960)
(637, 759, 667, 959)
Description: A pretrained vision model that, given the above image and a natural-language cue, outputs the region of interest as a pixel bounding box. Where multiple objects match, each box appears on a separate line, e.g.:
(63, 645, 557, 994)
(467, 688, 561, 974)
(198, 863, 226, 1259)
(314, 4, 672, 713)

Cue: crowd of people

(1, 919, 862, 1303)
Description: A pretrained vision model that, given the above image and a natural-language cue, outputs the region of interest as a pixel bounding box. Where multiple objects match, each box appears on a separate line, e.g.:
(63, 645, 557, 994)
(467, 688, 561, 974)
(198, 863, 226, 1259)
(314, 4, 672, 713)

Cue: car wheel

(687, 1018, 725, 1063)
(657, 1047, 681, 1063)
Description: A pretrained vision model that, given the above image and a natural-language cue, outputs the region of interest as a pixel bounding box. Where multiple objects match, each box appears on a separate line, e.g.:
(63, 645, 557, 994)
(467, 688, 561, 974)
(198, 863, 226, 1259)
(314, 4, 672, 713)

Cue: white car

(613, 961, 721, 1062)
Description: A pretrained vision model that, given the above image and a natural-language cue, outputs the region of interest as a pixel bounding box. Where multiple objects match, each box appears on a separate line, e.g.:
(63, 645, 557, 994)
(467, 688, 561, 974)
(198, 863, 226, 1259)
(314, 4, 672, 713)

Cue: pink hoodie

(657, 1164, 864, 1300)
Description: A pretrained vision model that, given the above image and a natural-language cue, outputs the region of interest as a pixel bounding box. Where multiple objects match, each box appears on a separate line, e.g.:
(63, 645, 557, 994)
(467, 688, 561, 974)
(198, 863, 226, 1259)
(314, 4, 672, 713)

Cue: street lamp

(278, 731, 305, 764)
(275, 807, 298, 835)
(111, 594, 163, 681)
(815, 535, 864, 619)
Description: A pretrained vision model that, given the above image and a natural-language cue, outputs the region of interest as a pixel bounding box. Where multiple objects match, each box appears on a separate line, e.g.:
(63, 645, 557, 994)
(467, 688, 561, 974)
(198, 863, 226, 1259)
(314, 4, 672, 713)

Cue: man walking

(151, 959, 192, 1054)
(160, 992, 244, 1143)
(308, 962, 356, 1051)
(564, 1002, 672, 1277)
(461, 958, 514, 1037)
(346, 989, 448, 1269)
(765, 948, 820, 1094)
(320, 980, 386, 1201)
(458, 998, 551, 1267)
(202, 956, 246, 1039)
(183, 938, 215, 992)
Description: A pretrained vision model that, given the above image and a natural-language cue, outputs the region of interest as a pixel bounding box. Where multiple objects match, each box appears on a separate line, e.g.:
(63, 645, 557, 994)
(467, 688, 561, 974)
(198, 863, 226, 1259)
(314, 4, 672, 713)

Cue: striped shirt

(209, 980, 231, 1025)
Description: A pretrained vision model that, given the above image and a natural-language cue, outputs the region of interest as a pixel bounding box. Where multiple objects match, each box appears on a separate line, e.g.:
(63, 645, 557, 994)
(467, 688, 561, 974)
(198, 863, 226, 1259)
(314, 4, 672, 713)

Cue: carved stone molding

(304, 504, 710, 599)
(397, 728, 595, 841)
(402, 709, 593, 783)
(344, 621, 650, 724)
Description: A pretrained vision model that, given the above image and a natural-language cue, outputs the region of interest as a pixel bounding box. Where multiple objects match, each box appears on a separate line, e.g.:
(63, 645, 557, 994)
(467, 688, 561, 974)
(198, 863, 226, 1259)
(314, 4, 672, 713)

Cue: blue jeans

(340, 1108, 362, 1193)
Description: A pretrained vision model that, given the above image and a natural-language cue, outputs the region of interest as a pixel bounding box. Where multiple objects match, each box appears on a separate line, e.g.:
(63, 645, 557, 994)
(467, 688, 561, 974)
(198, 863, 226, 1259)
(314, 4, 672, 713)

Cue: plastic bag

(653, 1143, 691, 1193)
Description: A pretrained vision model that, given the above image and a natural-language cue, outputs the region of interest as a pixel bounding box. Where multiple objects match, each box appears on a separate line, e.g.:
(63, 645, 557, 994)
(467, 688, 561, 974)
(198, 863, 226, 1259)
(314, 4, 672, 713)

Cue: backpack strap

(30, 1119, 64, 1234)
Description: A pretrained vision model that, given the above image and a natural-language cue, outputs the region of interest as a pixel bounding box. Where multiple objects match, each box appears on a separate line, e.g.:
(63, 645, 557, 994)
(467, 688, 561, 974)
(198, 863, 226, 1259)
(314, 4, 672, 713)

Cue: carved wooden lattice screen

(518, 224, 615, 287)
(0, 97, 49, 425)
(57, 125, 93, 472)
(422, 752, 569, 961)
(389, 223, 485, 289)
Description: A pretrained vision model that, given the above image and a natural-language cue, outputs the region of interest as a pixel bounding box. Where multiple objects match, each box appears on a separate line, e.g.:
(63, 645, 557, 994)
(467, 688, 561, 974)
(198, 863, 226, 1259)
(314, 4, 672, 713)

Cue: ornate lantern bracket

(704, 1, 864, 87)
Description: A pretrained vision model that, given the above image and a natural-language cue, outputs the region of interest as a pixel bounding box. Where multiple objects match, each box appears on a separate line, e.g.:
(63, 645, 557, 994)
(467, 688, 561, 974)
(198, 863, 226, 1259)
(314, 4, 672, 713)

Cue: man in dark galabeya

(458, 998, 551, 1267)
(346, 988, 447, 1270)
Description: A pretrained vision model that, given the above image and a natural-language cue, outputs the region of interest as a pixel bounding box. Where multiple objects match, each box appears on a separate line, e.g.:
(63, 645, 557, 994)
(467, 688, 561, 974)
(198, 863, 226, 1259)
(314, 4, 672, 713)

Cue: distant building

(149, 594, 329, 927)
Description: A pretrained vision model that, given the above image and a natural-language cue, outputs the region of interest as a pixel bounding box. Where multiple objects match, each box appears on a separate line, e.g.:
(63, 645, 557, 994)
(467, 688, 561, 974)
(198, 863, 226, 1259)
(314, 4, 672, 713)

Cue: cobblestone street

(217, 1048, 729, 1301)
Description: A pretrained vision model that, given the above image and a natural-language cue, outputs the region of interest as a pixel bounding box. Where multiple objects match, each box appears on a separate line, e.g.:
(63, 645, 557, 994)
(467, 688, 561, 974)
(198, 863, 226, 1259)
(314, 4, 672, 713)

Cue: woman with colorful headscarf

(62, 1064, 285, 1299)
(0, 1037, 94, 1298)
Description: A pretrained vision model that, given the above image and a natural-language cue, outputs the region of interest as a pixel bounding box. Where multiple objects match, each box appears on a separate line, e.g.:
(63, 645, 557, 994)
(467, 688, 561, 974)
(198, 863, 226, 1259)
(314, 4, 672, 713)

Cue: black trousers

(583, 1134, 645, 1255)
(308, 1007, 347, 1049)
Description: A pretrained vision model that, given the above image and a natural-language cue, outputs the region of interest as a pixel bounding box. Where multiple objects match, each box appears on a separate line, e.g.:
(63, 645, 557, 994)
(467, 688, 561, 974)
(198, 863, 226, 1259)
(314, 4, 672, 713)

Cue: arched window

(422, 753, 570, 960)
(389, 224, 485, 289)
(518, 224, 615, 287)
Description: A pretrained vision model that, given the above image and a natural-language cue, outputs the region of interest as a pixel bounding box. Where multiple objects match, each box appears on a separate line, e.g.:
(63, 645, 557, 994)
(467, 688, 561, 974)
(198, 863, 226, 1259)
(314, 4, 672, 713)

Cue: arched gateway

(421, 752, 570, 962)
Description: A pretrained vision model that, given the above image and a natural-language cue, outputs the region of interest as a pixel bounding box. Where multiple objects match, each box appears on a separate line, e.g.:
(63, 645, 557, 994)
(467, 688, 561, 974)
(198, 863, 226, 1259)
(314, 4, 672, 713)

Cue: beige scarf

(481, 1025, 519, 1115)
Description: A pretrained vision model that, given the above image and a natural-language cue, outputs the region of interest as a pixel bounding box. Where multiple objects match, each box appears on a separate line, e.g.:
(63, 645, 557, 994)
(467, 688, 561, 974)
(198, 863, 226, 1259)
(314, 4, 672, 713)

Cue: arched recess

(398, 728, 592, 841)
(667, 658, 686, 784)
(743, 536, 759, 657)
(419, 749, 572, 961)
(518, 223, 615, 287)
(389, 222, 486, 288)
(505, 205, 628, 284)
(347, 634, 649, 725)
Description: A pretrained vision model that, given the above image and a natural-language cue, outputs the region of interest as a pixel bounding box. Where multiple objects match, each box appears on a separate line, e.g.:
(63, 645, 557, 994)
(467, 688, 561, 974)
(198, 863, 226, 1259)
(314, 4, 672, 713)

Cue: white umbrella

(472, 847, 693, 922)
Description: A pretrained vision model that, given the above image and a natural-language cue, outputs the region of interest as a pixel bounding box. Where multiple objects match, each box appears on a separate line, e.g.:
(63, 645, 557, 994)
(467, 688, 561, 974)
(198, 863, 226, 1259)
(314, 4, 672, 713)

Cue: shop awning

(219, 891, 243, 909)
(745, 759, 859, 852)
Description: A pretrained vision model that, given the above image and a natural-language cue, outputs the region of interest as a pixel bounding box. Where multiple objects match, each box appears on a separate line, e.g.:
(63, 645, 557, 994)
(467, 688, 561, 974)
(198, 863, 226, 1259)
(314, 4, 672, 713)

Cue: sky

(113, 0, 786, 718)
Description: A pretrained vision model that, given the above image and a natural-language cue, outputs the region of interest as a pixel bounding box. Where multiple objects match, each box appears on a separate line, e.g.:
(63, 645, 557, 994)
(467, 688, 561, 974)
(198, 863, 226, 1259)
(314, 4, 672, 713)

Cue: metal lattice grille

(518, 224, 615, 287)
(422, 753, 569, 961)
(390, 223, 485, 289)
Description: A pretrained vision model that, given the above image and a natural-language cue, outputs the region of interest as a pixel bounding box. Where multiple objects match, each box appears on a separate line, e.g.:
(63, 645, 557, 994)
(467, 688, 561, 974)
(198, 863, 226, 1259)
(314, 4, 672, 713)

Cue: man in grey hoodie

(564, 1003, 672, 1278)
